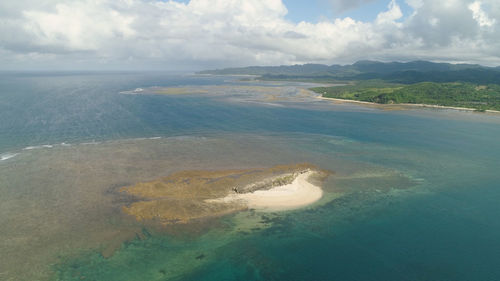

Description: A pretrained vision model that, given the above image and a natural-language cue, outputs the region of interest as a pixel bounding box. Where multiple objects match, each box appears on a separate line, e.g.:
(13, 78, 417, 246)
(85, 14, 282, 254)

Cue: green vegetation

(311, 81, 500, 111)
(200, 60, 500, 111)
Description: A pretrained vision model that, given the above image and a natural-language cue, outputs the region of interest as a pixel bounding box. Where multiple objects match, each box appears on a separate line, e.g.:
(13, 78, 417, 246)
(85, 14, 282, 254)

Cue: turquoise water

(0, 72, 499, 281)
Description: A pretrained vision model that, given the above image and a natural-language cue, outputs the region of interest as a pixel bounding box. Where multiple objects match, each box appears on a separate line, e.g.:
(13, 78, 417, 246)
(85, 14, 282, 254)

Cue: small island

(120, 163, 330, 225)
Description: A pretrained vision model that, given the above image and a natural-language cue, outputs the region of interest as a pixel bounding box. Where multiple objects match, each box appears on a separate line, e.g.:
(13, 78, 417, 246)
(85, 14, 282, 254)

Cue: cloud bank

(0, 0, 499, 70)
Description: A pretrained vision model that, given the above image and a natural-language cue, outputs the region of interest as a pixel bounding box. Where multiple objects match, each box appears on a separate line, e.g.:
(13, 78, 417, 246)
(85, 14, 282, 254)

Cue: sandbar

(208, 170, 323, 211)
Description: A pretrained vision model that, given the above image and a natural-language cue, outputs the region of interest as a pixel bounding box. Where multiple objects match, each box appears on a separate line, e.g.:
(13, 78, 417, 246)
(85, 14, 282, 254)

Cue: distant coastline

(200, 60, 500, 113)
(317, 95, 500, 113)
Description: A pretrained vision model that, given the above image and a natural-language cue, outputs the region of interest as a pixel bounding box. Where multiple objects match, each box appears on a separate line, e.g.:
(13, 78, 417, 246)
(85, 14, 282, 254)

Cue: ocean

(0, 72, 499, 281)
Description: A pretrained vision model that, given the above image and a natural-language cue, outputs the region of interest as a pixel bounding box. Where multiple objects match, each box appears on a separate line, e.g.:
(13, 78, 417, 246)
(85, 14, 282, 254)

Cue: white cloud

(405, 0, 423, 9)
(0, 0, 499, 69)
(468, 1, 495, 27)
(376, 0, 403, 25)
(23, 2, 135, 51)
(329, 0, 376, 13)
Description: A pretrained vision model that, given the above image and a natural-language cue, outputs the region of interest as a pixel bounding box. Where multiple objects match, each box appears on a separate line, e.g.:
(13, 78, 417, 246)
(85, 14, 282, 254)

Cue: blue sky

(172, 0, 414, 23)
(283, 0, 413, 22)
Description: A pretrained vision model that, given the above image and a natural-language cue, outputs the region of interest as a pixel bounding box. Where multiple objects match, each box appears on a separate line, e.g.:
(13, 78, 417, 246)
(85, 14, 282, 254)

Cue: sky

(0, 0, 499, 70)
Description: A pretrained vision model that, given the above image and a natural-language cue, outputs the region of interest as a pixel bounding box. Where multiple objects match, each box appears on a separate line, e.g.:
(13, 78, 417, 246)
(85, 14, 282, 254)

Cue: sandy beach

(318, 96, 500, 113)
(208, 170, 323, 211)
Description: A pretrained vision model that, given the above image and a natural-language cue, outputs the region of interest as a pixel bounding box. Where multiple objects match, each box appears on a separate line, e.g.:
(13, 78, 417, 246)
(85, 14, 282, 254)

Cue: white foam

(0, 153, 18, 161)
(119, 87, 147, 95)
(23, 144, 54, 150)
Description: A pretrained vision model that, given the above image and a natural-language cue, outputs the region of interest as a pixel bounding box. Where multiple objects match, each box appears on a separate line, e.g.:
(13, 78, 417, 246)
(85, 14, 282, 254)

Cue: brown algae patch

(120, 163, 330, 225)
(153, 87, 210, 95)
(129, 84, 321, 103)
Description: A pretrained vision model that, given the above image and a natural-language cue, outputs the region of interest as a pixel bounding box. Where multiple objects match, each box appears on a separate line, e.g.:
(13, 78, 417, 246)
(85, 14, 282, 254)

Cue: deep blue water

(1, 72, 499, 281)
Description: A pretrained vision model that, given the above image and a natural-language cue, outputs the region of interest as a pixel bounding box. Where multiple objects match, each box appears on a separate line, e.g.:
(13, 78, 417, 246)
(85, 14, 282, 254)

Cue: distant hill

(198, 64, 332, 75)
(199, 60, 500, 84)
(350, 60, 484, 74)
(353, 68, 500, 84)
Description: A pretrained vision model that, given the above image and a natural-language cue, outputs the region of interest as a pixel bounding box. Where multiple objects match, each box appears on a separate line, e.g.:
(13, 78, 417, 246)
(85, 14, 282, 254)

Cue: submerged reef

(120, 163, 330, 225)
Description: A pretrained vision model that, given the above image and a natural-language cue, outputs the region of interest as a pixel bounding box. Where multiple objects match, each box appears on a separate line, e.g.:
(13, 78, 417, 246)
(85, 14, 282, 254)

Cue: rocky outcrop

(232, 169, 310, 194)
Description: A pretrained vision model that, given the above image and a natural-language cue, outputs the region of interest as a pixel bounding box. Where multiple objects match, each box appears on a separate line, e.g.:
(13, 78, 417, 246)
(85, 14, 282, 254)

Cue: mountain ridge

(198, 60, 500, 84)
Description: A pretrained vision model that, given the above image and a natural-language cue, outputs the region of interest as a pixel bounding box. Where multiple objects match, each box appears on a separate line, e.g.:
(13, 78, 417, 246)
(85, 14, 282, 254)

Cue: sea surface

(0, 72, 499, 281)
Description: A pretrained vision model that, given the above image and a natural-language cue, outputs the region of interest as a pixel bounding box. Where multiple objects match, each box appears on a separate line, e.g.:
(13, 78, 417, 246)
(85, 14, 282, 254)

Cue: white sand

(208, 171, 323, 211)
(318, 96, 500, 113)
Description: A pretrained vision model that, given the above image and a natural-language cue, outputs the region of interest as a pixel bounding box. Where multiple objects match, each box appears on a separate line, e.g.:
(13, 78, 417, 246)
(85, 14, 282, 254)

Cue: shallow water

(0, 72, 499, 281)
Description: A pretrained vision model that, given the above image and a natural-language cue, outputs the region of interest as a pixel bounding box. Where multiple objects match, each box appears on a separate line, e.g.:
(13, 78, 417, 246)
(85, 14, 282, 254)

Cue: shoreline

(317, 96, 500, 114)
(207, 170, 323, 211)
